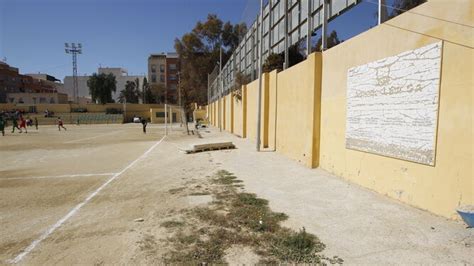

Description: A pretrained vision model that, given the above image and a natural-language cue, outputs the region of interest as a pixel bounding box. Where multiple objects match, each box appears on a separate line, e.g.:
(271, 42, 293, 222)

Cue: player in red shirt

(19, 116, 27, 133)
(57, 117, 67, 131)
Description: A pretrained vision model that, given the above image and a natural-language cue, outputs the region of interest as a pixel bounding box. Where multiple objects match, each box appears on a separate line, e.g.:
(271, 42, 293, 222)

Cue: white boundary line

(8, 135, 166, 264)
(64, 131, 123, 144)
(3, 173, 116, 180)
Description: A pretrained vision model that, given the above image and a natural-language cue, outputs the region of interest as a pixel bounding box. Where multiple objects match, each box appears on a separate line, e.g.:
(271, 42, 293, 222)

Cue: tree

(288, 39, 306, 67)
(141, 77, 156, 104)
(118, 80, 139, 104)
(222, 21, 247, 54)
(232, 71, 251, 100)
(150, 83, 167, 104)
(87, 73, 117, 104)
(263, 53, 284, 73)
(314, 30, 342, 52)
(262, 39, 305, 72)
(175, 14, 246, 132)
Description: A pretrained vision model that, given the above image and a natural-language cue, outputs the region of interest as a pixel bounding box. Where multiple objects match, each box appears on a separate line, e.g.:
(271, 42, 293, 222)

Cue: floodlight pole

(256, 0, 264, 151)
(64, 43, 82, 103)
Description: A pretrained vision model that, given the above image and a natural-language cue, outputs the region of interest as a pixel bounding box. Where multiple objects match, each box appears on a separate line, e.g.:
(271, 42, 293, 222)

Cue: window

(290, 4, 299, 31)
(169, 64, 177, 70)
(151, 64, 156, 73)
(169, 74, 177, 81)
(156, 112, 165, 118)
(151, 74, 157, 83)
(160, 75, 165, 82)
(160, 65, 165, 73)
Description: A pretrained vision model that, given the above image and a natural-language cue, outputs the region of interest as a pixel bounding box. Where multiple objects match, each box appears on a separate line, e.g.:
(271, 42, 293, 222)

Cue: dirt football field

(0, 123, 197, 264)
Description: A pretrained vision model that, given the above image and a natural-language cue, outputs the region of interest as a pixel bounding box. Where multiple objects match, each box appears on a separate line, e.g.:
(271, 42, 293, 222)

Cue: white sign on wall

(346, 41, 442, 166)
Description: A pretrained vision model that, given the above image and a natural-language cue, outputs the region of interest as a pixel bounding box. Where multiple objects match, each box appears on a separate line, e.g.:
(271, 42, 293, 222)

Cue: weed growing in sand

(162, 170, 343, 264)
(160, 220, 185, 228)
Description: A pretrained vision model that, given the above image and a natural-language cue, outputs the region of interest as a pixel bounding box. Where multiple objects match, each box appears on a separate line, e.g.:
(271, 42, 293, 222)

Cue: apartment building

(148, 53, 179, 104)
(0, 61, 65, 103)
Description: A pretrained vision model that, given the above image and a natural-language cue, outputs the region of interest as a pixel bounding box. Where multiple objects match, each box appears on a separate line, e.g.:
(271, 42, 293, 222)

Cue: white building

(64, 67, 145, 102)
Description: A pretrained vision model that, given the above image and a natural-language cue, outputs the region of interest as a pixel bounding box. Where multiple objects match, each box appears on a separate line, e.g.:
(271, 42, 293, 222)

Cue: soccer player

(11, 117, 20, 133)
(0, 116, 5, 136)
(141, 117, 147, 134)
(57, 117, 67, 131)
(19, 116, 27, 133)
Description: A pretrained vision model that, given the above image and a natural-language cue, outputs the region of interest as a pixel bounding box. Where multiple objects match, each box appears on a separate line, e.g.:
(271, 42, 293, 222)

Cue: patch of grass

(194, 207, 229, 228)
(164, 228, 236, 264)
(163, 170, 341, 264)
(264, 227, 328, 263)
(168, 230, 199, 246)
(168, 187, 186, 195)
(213, 170, 242, 185)
(188, 192, 211, 196)
(161, 220, 185, 228)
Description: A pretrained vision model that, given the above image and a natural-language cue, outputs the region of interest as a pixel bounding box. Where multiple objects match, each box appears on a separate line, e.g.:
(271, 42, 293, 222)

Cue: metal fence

(208, 0, 361, 102)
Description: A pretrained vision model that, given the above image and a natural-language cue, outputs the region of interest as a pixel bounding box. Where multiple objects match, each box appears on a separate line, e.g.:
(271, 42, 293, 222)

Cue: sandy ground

(0, 123, 208, 265)
(1, 123, 472, 264)
(196, 128, 474, 264)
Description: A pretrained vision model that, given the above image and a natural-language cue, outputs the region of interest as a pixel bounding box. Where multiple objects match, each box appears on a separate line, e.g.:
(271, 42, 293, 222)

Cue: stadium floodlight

(64, 42, 84, 103)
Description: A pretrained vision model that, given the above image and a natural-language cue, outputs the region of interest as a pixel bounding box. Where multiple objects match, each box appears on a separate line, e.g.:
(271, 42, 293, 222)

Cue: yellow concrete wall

(193, 109, 207, 122)
(35, 104, 71, 113)
(0, 103, 165, 114)
(246, 79, 259, 142)
(203, 0, 472, 219)
(225, 94, 234, 133)
(214, 101, 218, 126)
(275, 53, 322, 168)
(206, 105, 210, 122)
(0, 103, 15, 110)
(209, 103, 213, 125)
(211, 102, 216, 126)
(150, 107, 180, 124)
(221, 97, 226, 131)
(319, 0, 473, 218)
(233, 85, 247, 138)
(268, 70, 278, 150)
(261, 73, 270, 148)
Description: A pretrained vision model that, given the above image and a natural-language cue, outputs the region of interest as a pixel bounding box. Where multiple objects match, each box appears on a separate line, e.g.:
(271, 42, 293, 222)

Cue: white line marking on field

(8, 135, 167, 264)
(65, 131, 123, 144)
(3, 173, 116, 180)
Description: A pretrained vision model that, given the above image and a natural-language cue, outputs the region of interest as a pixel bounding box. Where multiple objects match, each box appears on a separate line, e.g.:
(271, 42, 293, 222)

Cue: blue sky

(0, 0, 381, 81)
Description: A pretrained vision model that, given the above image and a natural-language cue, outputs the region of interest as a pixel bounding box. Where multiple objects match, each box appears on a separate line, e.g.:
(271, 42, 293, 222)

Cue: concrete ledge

(186, 142, 235, 154)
